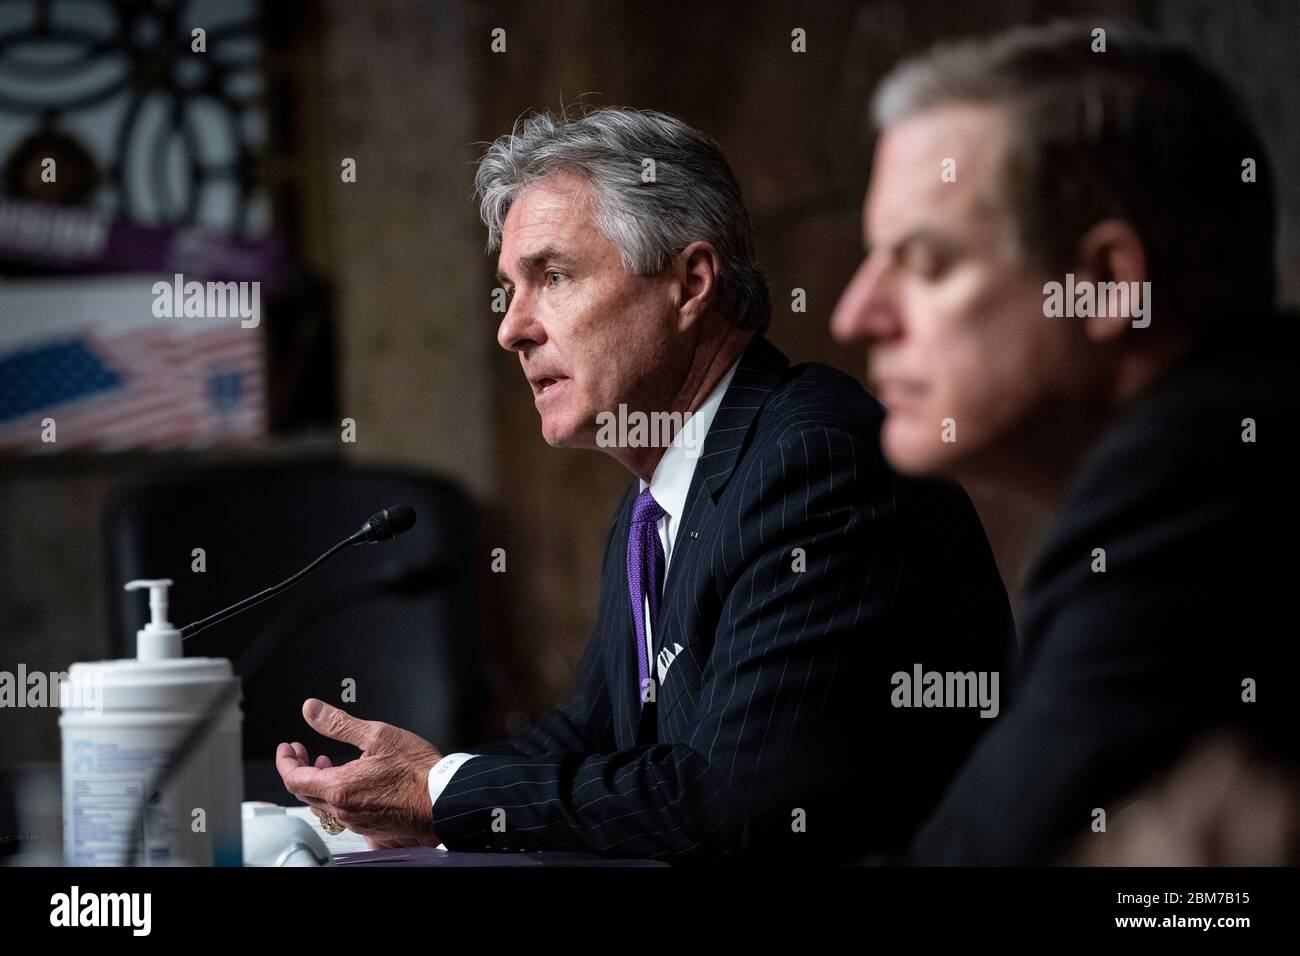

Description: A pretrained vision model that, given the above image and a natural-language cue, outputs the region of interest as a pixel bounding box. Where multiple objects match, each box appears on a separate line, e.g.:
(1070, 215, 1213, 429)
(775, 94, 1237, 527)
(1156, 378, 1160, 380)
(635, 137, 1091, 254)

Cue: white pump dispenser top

(124, 578, 182, 660)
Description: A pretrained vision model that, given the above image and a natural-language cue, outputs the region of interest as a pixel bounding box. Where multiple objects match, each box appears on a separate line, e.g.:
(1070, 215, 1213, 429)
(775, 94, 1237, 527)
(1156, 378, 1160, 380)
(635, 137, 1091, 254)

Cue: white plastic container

(59, 579, 243, 866)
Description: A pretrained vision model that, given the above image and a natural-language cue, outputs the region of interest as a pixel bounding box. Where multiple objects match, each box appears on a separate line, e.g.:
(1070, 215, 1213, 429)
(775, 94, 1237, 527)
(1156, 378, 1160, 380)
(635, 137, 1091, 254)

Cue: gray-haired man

(277, 107, 1013, 862)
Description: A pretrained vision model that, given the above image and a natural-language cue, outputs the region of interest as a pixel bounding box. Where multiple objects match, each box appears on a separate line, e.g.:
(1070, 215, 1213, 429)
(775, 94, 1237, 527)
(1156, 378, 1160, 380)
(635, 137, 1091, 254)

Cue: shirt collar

(639, 358, 741, 525)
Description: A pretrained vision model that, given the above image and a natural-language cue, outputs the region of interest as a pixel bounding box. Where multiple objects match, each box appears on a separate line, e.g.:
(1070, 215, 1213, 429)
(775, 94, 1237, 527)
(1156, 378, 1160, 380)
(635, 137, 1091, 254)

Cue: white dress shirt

(428, 359, 741, 815)
(636, 359, 738, 682)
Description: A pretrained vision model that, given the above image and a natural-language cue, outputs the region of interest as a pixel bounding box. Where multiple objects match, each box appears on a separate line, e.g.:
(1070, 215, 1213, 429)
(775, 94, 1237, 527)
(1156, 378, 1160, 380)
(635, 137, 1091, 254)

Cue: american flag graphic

(0, 319, 265, 453)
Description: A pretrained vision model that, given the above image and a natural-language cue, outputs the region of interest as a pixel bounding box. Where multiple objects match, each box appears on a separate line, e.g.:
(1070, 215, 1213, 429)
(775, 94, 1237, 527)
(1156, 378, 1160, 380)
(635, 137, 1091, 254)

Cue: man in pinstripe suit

(276, 108, 1013, 862)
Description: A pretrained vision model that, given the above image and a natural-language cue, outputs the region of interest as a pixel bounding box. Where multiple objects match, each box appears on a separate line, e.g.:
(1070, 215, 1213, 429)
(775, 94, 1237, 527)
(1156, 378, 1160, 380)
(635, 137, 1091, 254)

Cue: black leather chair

(104, 461, 487, 801)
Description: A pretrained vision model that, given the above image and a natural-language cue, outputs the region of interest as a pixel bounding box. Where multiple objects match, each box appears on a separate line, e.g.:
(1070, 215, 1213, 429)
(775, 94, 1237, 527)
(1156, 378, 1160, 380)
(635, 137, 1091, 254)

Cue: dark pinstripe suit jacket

(433, 335, 1014, 862)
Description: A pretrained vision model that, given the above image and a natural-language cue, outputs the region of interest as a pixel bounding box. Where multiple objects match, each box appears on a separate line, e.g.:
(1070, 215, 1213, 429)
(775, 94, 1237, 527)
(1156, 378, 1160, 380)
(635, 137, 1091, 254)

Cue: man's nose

(497, 292, 546, 353)
(830, 256, 900, 345)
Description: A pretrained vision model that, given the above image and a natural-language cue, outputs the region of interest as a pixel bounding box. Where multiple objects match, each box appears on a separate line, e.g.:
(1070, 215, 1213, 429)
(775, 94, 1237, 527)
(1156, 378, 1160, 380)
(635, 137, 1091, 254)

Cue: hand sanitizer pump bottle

(60, 579, 243, 866)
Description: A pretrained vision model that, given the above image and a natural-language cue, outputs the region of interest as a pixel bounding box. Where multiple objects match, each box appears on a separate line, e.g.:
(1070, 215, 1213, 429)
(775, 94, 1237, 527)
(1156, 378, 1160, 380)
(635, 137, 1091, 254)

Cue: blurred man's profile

(832, 20, 1298, 865)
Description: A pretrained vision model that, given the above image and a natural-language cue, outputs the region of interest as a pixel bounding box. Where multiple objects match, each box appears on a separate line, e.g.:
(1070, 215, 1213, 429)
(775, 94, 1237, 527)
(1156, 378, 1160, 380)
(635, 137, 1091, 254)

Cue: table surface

(333, 847, 668, 867)
(5, 761, 668, 867)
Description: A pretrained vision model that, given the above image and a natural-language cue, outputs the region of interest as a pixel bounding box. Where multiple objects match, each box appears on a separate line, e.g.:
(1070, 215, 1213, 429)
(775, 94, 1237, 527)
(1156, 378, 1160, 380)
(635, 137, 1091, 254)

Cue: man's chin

(539, 414, 590, 450)
(540, 426, 574, 448)
(881, 419, 957, 478)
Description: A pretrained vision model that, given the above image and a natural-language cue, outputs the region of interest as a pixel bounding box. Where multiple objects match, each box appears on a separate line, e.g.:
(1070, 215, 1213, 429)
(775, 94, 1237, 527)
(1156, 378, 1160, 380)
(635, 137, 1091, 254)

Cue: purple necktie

(627, 489, 666, 709)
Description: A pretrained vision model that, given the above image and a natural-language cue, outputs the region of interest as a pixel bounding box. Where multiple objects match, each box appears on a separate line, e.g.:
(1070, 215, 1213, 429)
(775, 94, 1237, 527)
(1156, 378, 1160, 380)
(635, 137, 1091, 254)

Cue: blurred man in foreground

(833, 21, 1298, 864)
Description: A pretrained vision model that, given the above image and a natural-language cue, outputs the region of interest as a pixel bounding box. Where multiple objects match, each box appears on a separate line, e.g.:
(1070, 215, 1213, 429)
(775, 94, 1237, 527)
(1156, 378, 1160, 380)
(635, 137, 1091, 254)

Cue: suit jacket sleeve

(432, 424, 900, 862)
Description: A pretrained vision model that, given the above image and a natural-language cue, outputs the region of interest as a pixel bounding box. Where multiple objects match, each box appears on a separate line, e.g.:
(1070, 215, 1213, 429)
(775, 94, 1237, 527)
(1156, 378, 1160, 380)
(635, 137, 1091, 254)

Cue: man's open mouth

(529, 375, 568, 398)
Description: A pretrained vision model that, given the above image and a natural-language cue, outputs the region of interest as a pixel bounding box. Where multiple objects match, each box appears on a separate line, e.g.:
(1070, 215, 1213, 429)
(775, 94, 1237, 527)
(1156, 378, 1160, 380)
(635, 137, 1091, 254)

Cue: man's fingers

(281, 763, 341, 802)
(275, 742, 307, 781)
(291, 742, 311, 765)
(314, 754, 333, 769)
(301, 698, 384, 750)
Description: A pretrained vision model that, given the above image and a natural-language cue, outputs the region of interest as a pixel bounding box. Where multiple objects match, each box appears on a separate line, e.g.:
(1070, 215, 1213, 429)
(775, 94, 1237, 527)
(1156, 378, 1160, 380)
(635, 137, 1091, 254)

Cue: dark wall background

(3, 0, 1297, 765)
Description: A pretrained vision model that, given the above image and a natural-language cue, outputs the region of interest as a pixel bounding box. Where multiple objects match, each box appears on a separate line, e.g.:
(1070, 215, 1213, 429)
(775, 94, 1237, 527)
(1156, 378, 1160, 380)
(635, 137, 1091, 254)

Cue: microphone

(123, 504, 419, 866)
(179, 505, 418, 641)
(357, 504, 417, 543)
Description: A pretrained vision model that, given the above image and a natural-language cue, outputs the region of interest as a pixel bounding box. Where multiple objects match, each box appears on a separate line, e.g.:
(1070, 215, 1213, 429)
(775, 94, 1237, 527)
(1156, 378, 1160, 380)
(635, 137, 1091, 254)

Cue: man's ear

(1074, 220, 1149, 343)
(673, 241, 721, 330)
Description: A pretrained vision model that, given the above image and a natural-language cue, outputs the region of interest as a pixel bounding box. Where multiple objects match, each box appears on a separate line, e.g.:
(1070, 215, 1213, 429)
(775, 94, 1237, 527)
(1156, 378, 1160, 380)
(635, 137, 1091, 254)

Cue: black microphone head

(360, 504, 417, 543)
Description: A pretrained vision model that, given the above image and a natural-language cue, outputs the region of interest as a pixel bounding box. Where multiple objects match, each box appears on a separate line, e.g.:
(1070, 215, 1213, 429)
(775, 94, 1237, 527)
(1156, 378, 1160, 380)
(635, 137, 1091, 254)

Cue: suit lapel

(611, 335, 790, 742)
(691, 334, 791, 506)
(653, 334, 790, 664)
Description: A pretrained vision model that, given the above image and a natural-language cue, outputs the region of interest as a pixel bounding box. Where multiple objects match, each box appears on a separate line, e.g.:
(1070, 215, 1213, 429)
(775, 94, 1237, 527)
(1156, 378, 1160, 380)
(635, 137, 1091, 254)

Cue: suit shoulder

(1065, 335, 1294, 519)
(758, 361, 883, 441)
(1026, 334, 1295, 610)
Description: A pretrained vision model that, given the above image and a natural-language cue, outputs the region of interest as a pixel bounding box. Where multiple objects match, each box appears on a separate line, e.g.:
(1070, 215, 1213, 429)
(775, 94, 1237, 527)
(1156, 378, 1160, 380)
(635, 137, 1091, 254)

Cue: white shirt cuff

(428, 752, 476, 809)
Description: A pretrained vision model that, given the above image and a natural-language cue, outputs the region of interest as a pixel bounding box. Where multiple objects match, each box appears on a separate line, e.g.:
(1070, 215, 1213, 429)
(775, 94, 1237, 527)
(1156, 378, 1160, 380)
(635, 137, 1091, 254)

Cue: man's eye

(546, 271, 563, 286)
(907, 250, 945, 279)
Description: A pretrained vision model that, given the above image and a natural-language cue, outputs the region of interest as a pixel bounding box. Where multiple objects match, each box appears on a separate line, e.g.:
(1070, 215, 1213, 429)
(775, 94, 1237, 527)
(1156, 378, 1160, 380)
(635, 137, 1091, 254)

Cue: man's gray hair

(871, 20, 1277, 326)
(474, 107, 771, 331)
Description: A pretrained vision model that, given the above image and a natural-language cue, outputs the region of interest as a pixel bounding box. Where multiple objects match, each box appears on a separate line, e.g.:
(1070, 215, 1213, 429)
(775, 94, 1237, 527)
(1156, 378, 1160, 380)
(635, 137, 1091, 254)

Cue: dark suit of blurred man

(834, 21, 1298, 864)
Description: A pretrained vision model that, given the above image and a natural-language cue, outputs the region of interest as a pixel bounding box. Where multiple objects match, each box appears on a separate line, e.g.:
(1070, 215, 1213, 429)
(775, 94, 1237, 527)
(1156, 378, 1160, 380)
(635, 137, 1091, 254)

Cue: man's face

(831, 104, 1080, 480)
(495, 172, 683, 448)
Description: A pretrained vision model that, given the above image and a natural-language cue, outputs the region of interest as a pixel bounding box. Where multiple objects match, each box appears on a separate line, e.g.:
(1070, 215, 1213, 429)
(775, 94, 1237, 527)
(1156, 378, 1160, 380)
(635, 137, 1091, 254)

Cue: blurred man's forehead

(867, 103, 1013, 243)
